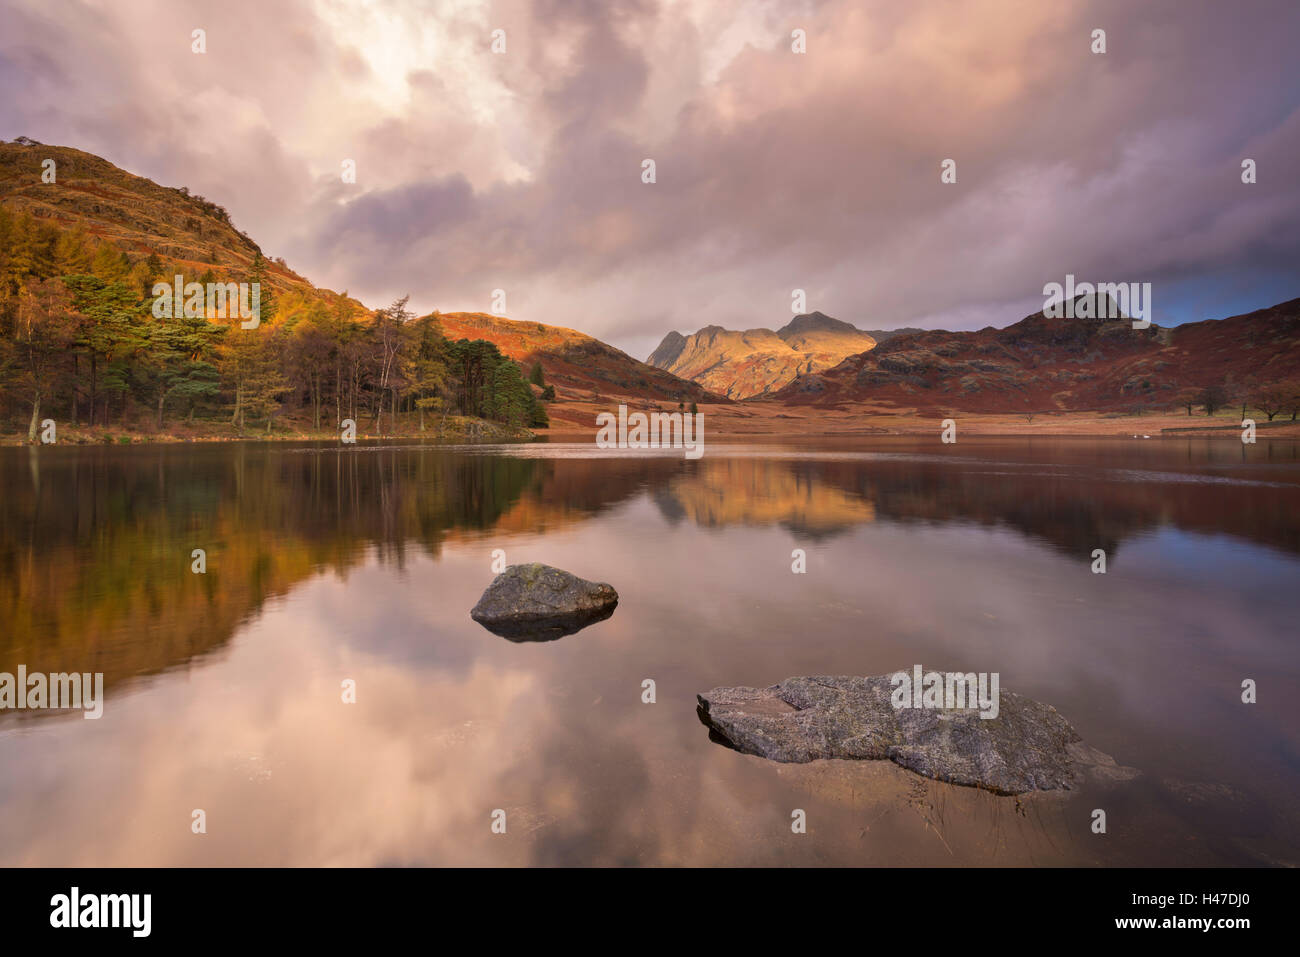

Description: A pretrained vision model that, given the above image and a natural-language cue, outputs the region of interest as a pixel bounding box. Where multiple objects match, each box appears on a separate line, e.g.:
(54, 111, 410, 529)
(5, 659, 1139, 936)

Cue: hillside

(773, 298, 1300, 413)
(0, 142, 555, 438)
(0, 140, 320, 297)
(647, 311, 877, 399)
(432, 311, 721, 405)
(3, 140, 1296, 432)
(860, 327, 926, 346)
(0, 140, 719, 440)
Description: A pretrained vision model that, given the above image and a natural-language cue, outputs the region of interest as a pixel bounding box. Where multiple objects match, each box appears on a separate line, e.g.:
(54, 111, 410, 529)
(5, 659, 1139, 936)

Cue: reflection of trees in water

(0, 444, 542, 693)
(3, 444, 1296, 707)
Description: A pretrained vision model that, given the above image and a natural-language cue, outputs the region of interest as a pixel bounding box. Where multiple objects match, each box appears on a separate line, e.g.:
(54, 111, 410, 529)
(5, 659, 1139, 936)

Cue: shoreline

(7, 406, 1299, 446)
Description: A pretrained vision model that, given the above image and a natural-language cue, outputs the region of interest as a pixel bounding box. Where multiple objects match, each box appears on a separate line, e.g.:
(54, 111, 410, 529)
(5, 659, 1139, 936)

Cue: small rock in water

(697, 674, 1136, 795)
(470, 562, 618, 641)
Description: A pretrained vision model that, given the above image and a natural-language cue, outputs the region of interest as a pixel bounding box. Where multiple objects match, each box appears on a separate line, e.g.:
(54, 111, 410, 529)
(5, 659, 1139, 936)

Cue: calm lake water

(1, 436, 1298, 866)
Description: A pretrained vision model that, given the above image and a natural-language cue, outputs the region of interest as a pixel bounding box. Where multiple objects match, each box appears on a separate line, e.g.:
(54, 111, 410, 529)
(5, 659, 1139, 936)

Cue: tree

(219, 254, 285, 432)
(248, 251, 277, 327)
(1173, 389, 1199, 416)
(240, 329, 291, 433)
(64, 275, 146, 426)
(324, 292, 360, 427)
(11, 280, 77, 440)
(1253, 381, 1293, 422)
(218, 322, 285, 433)
(529, 362, 545, 386)
(91, 241, 131, 282)
(1196, 383, 1227, 416)
(369, 296, 413, 433)
(137, 307, 223, 429)
(405, 315, 450, 432)
(288, 317, 333, 430)
(448, 338, 546, 427)
(54, 227, 94, 274)
(1281, 380, 1300, 422)
(1236, 374, 1258, 419)
(0, 209, 57, 298)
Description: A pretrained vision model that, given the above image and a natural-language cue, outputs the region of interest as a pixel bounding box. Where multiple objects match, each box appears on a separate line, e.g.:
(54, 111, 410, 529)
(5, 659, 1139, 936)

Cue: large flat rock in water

(697, 675, 1134, 795)
(470, 563, 618, 641)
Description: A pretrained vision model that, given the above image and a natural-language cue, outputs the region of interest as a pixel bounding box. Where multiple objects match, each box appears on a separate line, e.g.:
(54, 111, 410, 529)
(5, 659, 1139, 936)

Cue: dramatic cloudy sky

(2, 0, 1298, 357)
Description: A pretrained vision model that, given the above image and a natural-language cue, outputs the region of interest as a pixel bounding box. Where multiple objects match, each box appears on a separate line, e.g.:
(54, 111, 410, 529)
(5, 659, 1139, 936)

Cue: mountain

(646, 311, 877, 399)
(773, 298, 1300, 413)
(0, 141, 714, 411)
(859, 327, 926, 346)
(0, 140, 318, 296)
(432, 311, 721, 405)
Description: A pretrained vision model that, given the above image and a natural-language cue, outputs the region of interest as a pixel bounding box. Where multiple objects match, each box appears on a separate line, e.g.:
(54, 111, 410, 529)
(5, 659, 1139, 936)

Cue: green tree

(64, 275, 146, 426)
(405, 315, 450, 431)
(137, 307, 224, 429)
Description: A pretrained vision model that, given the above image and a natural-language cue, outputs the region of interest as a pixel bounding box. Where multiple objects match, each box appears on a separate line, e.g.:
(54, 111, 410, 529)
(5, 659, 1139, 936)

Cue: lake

(1, 436, 1298, 865)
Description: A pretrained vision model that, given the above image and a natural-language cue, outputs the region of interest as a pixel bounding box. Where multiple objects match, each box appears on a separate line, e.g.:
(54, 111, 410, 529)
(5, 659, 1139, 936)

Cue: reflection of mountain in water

(642, 452, 1300, 558)
(653, 459, 875, 539)
(3, 441, 1298, 706)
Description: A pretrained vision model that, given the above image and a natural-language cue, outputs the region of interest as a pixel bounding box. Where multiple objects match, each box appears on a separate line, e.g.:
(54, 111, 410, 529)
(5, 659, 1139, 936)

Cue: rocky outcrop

(697, 674, 1136, 795)
(646, 312, 877, 399)
(470, 562, 618, 641)
(646, 330, 688, 369)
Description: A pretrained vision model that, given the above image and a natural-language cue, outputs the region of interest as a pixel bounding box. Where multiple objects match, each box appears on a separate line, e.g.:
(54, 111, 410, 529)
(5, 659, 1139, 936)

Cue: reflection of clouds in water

(0, 583, 542, 865)
(2, 443, 1298, 865)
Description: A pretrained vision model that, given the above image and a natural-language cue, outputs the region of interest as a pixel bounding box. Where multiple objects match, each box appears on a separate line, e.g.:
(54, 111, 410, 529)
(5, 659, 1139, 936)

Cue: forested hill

(0, 139, 552, 439)
(0, 140, 318, 296)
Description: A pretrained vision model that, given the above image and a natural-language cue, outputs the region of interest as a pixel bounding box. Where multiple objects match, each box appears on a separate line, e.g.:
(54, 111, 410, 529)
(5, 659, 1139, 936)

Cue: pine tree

(64, 275, 147, 426)
(91, 241, 130, 282)
(138, 307, 223, 429)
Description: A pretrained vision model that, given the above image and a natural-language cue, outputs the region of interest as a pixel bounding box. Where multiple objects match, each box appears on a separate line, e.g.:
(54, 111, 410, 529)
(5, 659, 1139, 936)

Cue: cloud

(2, 0, 1297, 356)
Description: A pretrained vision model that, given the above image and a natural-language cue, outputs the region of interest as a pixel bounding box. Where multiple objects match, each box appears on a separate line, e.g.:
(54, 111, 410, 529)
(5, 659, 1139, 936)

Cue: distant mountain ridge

(859, 327, 927, 346)
(773, 297, 1300, 413)
(646, 311, 878, 399)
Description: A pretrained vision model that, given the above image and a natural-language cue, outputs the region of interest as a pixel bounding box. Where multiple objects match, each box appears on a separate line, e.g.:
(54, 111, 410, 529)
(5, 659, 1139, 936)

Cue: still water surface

(1, 437, 1297, 865)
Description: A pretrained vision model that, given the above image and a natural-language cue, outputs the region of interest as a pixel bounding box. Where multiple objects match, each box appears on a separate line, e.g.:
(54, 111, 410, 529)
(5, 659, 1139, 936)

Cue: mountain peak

(647, 330, 687, 368)
(776, 311, 857, 337)
(646, 313, 877, 399)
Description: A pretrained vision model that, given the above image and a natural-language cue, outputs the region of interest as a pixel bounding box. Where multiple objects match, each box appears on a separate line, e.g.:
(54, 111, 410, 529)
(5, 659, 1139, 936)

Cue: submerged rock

(696, 674, 1135, 795)
(470, 563, 618, 641)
